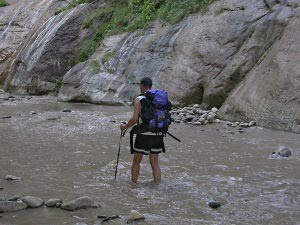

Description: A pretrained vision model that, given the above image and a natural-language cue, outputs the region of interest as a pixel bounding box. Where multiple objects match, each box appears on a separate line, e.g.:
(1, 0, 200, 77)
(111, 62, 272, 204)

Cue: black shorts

(134, 133, 164, 155)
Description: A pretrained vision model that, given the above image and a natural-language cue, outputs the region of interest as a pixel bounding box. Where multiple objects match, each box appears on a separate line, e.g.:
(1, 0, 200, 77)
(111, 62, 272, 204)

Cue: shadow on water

(0, 97, 299, 225)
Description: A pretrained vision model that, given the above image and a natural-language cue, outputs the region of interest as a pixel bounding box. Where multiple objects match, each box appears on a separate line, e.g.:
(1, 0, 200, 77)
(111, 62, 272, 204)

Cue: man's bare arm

(120, 99, 140, 130)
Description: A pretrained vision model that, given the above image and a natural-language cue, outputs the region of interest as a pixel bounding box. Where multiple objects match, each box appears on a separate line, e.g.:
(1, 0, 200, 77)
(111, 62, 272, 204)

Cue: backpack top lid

(145, 89, 168, 108)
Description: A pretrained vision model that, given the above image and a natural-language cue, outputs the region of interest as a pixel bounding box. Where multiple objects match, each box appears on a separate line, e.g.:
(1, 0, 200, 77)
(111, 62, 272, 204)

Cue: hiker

(120, 77, 166, 185)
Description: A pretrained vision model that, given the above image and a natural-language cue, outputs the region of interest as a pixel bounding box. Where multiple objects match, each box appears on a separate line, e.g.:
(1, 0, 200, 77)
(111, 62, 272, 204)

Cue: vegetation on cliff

(56, 0, 214, 64)
(0, 0, 9, 7)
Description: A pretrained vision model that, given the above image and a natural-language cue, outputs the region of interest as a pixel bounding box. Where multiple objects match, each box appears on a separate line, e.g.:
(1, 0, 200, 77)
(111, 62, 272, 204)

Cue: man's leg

(131, 153, 143, 184)
(149, 153, 161, 185)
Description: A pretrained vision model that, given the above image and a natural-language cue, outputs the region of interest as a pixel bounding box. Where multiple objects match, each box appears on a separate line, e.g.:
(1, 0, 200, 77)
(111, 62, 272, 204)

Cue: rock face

(60, 196, 99, 211)
(0, 201, 27, 212)
(218, 16, 300, 133)
(59, 0, 295, 107)
(0, 0, 69, 85)
(2, 3, 94, 95)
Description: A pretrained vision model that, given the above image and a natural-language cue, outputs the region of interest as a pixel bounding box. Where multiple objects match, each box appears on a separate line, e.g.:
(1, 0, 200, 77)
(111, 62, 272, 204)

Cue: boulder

(0, 201, 27, 212)
(60, 196, 99, 211)
(20, 196, 44, 208)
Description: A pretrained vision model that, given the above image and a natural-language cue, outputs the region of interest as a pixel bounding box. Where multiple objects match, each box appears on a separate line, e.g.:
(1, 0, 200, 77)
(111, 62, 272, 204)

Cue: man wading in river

(120, 77, 172, 185)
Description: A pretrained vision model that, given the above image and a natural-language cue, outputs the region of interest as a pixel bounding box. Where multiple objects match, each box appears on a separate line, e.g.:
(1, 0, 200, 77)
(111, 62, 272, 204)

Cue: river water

(0, 97, 299, 225)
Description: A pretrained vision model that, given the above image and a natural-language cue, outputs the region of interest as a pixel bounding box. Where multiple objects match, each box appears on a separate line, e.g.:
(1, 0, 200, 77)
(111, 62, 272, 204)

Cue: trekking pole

(167, 131, 181, 142)
(114, 128, 126, 180)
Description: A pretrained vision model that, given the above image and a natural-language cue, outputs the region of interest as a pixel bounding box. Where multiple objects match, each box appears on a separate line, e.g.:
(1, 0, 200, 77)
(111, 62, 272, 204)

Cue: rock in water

(0, 201, 27, 212)
(62, 108, 72, 112)
(278, 147, 292, 157)
(127, 210, 145, 223)
(4, 175, 21, 181)
(60, 196, 99, 211)
(45, 198, 63, 207)
(208, 202, 222, 209)
(20, 196, 44, 208)
(8, 195, 21, 201)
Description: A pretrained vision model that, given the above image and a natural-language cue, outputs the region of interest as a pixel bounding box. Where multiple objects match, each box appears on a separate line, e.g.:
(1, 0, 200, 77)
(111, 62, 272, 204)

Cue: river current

(0, 97, 299, 225)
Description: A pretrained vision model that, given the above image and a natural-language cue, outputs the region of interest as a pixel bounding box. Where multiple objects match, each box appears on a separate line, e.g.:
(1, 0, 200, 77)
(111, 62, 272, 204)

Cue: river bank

(0, 96, 299, 225)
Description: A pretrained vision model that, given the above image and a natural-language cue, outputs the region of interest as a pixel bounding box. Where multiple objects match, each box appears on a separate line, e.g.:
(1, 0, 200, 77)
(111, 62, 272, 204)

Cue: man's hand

(120, 123, 127, 131)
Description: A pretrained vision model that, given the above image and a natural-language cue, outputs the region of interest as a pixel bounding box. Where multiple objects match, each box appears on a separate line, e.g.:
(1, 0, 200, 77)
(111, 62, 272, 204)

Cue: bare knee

(149, 154, 159, 168)
(133, 153, 143, 165)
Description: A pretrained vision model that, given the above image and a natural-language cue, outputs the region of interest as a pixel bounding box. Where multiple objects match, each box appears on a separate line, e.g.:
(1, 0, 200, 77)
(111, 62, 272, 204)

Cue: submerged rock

(60, 196, 99, 211)
(0, 201, 27, 212)
(20, 196, 44, 208)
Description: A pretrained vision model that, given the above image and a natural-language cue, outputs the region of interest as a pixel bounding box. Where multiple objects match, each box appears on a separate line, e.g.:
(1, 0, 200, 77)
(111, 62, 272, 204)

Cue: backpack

(140, 89, 172, 133)
(129, 90, 172, 154)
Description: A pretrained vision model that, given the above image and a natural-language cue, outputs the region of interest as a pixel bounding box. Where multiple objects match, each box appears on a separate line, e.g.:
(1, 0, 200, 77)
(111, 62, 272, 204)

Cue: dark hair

(140, 77, 152, 88)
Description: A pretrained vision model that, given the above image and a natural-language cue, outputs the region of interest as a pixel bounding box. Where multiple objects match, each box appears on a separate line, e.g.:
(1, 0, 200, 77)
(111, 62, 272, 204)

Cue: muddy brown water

(0, 97, 299, 225)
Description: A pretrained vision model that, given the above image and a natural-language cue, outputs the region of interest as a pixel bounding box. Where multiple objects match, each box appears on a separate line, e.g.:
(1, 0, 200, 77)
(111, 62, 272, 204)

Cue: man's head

(140, 77, 152, 93)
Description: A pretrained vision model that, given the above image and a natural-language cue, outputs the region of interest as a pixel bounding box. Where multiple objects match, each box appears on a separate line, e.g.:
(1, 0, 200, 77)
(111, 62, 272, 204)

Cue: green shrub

(77, 0, 215, 62)
(89, 60, 101, 73)
(0, 0, 9, 7)
(101, 51, 116, 64)
(55, 0, 92, 15)
(55, 79, 62, 91)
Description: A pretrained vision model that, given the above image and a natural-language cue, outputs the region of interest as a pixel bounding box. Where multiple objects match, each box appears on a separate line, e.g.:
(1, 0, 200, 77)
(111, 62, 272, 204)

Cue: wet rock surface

(45, 198, 62, 207)
(20, 196, 43, 208)
(0, 201, 27, 212)
(60, 196, 99, 211)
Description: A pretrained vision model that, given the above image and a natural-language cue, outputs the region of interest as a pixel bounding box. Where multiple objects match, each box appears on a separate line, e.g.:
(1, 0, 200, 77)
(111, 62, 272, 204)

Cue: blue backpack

(140, 89, 172, 133)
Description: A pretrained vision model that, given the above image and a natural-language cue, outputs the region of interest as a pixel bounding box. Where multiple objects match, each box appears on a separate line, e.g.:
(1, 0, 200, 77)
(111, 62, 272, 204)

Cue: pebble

(208, 202, 222, 209)
(278, 147, 292, 157)
(45, 198, 62, 207)
(0, 116, 12, 119)
(248, 121, 256, 127)
(127, 210, 145, 223)
(272, 147, 292, 158)
(98, 215, 120, 222)
(4, 175, 21, 181)
(62, 109, 72, 112)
